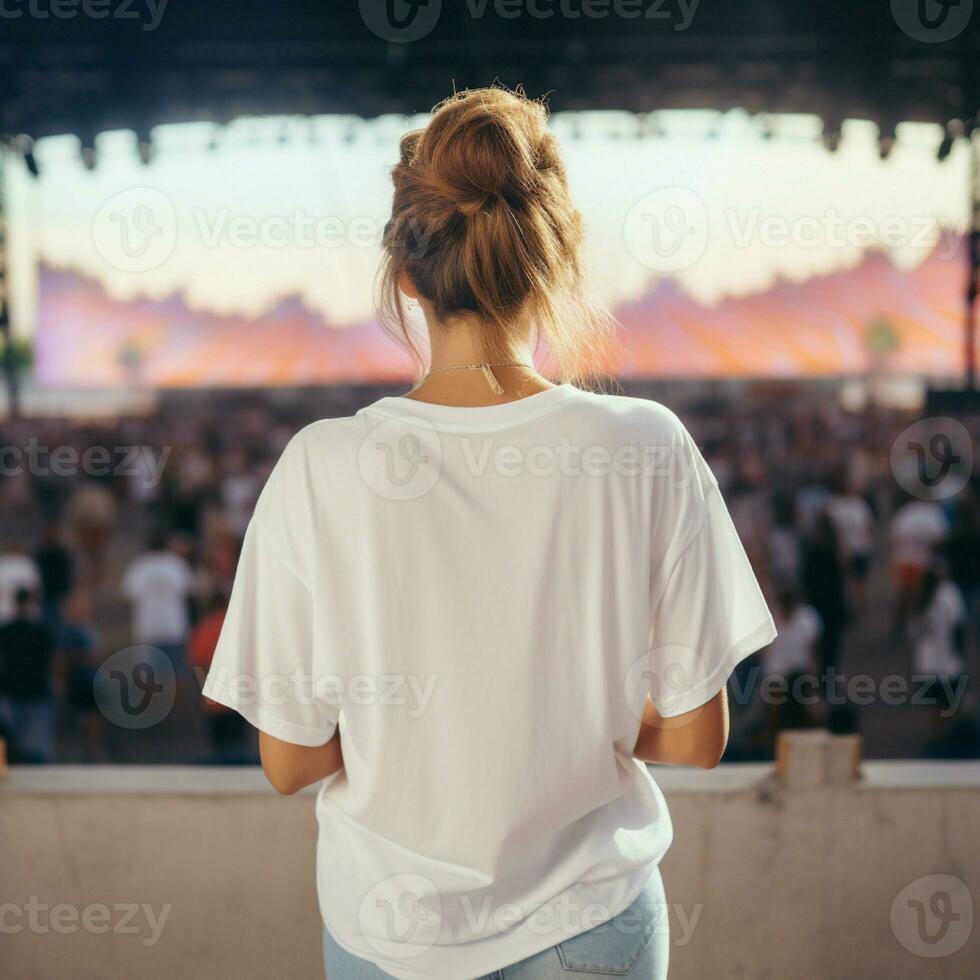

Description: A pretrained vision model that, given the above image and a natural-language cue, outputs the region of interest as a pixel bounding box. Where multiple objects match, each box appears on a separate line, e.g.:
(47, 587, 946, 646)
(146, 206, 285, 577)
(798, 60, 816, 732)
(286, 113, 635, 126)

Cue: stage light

(819, 113, 843, 153)
(76, 127, 98, 169)
(938, 119, 964, 161)
(874, 115, 899, 160)
(135, 128, 155, 165)
(9, 135, 40, 178)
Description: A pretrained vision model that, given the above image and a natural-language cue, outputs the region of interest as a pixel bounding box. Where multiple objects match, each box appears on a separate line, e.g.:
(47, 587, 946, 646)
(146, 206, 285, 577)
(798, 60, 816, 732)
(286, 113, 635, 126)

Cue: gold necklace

(420, 360, 535, 396)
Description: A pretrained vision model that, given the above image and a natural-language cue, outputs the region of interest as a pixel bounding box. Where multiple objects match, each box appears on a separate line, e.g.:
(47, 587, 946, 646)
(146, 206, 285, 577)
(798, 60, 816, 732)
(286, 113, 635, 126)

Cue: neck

(408, 320, 551, 407)
(425, 320, 533, 372)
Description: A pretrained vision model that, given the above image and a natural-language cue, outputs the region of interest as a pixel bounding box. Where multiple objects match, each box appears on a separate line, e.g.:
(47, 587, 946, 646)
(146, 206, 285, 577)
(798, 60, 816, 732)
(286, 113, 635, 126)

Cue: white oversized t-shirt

(121, 552, 195, 644)
(203, 385, 776, 980)
(764, 605, 821, 677)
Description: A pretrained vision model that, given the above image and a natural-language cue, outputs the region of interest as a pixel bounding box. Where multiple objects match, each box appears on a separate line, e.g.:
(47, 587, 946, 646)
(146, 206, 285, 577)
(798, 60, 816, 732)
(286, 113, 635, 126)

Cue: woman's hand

(259, 729, 344, 795)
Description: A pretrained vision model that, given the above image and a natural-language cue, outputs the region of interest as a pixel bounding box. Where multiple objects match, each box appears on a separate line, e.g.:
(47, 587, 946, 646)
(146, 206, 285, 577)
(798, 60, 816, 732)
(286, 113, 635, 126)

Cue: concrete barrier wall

(1, 763, 978, 980)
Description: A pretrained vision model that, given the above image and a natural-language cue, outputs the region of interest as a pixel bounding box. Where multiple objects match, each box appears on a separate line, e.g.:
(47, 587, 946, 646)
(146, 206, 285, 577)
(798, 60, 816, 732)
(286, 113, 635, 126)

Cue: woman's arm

(632, 689, 729, 769)
(259, 729, 344, 795)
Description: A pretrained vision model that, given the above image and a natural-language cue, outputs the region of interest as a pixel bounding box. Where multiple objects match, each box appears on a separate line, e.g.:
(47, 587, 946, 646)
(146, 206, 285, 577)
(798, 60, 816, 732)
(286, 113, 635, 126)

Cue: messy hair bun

(378, 86, 616, 385)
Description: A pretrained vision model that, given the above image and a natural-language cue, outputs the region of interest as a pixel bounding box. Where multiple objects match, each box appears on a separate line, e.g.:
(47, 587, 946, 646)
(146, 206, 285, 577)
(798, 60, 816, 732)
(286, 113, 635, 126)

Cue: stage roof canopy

(2, 0, 979, 142)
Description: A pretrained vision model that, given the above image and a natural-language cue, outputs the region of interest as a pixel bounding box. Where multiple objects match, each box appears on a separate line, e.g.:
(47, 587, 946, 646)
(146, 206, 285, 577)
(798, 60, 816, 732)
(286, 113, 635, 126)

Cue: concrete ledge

(1, 762, 978, 980)
(3, 760, 979, 795)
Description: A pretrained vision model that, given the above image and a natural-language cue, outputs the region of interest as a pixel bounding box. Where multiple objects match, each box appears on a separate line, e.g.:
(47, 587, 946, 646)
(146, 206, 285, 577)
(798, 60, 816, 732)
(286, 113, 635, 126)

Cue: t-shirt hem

(200, 677, 337, 746)
(320, 862, 659, 980)
(654, 616, 777, 719)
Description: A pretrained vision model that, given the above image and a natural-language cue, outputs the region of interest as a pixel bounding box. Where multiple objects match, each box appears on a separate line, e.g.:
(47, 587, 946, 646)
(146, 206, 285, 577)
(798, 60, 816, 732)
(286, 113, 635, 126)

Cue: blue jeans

(323, 868, 669, 979)
(0, 698, 56, 763)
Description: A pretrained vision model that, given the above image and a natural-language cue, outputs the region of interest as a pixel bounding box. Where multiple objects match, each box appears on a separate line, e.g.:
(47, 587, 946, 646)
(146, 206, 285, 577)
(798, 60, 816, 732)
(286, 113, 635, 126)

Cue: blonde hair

(378, 86, 617, 386)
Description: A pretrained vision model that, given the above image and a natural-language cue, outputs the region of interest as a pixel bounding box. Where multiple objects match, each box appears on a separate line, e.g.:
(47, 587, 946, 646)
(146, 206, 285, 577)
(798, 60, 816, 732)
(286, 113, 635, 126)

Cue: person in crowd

(825, 469, 876, 610)
(764, 587, 822, 679)
(768, 491, 801, 587)
(189, 591, 251, 763)
(66, 478, 117, 582)
(162, 443, 213, 539)
(61, 589, 108, 763)
(0, 544, 41, 623)
(802, 511, 849, 675)
(121, 530, 196, 687)
(220, 448, 261, 539)
(34, 522, 75, 644)
(943, 488, 980, 649)
(759, 587, 823, 751)
(0, 588, 57, 763)
(889, 492, 949, 637)
(907, 560, 968, 755)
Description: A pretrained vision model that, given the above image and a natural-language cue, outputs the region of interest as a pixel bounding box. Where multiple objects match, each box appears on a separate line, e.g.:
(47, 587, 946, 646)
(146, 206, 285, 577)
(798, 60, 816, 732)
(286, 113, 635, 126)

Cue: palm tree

(863, 316, 900, 403)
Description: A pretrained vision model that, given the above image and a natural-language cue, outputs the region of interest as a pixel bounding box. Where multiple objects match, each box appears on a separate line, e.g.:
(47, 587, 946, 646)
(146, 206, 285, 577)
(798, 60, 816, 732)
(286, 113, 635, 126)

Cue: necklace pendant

(481, 364, 505, 395)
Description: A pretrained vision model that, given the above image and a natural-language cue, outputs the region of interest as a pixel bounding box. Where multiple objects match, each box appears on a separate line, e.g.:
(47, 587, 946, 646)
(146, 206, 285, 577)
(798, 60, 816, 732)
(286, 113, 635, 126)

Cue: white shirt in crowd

(889, 501, 948, 569)
(221, 472, 262, 537)
(768, 526, 801, 585)
(121, 550, 195, 644)
(764, 604, 822, 678)
(203, 385, 776, 980)
(826, 494, 875, 559)
(911, 581, 966, 678)
(0, 553, 41, 622)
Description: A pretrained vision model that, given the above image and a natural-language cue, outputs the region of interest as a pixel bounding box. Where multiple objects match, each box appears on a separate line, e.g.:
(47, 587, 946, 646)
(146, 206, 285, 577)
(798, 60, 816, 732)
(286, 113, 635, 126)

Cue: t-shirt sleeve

(201, 436, 339, 746)
(646, 422, 776, 718)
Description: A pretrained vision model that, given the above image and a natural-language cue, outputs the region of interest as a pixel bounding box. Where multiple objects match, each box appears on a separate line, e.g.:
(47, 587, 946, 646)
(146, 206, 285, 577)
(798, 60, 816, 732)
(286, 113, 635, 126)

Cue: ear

(399, 272, 420, 301)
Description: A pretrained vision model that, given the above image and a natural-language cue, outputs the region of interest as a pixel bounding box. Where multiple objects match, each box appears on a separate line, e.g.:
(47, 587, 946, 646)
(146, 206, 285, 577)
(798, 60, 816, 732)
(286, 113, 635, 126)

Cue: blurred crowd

(0, 388, 978, 764)
(697, 399, 980, 760)
(0, 400, 308, 764)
